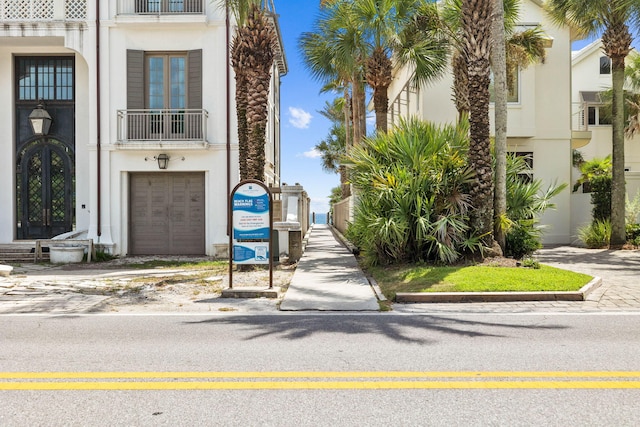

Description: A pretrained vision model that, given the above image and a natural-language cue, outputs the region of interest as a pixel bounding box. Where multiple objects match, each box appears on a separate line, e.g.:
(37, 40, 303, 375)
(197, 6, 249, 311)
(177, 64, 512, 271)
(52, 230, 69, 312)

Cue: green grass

(368, 264, 593, 300)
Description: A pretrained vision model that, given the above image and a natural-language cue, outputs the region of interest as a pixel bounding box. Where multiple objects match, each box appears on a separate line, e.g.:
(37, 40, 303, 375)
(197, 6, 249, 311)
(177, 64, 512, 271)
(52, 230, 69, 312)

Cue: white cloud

(302, 148, 322, 158)
(289, 107, 312, 129)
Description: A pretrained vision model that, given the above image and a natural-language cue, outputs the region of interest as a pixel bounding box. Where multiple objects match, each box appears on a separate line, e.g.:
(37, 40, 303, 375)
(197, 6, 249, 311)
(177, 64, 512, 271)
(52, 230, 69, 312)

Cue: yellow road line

(1, 380, 640, 390)
(2, 372, 640, 390)
(1, 371, 640, 380)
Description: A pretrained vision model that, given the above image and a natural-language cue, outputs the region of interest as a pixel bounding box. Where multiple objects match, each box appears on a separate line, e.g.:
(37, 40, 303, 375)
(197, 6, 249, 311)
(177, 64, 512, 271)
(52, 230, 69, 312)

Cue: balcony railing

(117, 109, 208, 144)
(0, 0, 86, 21)
(117, 0, 203, 15)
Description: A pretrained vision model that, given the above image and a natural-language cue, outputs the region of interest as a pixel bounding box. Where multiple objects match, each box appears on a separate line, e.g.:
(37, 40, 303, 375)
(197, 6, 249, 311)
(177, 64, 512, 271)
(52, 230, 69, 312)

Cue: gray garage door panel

(130, 173, 205, 255)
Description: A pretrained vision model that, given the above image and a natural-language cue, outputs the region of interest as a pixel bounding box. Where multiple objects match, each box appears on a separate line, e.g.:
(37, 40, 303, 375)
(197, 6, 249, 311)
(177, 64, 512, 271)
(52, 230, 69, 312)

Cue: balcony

(0, 0, 86, 22)
(117, 0, 203, 15)
(117, 109, 208, 148)
(571, 102, 593, 149)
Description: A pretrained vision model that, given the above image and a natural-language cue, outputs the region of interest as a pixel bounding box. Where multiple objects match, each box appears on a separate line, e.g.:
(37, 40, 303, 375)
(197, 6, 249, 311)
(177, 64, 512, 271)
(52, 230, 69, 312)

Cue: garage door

(130, 172, 205, 255)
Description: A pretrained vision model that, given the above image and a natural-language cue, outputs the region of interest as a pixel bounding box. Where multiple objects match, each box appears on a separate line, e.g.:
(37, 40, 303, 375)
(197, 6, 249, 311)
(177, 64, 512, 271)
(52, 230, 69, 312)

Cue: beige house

(0, 0, 286, 257)
(571, 39, 640, 234)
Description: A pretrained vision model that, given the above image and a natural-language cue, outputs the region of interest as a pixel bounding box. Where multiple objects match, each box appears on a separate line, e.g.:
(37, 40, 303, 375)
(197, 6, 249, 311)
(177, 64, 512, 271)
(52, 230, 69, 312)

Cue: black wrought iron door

(19, 141, 73, 239)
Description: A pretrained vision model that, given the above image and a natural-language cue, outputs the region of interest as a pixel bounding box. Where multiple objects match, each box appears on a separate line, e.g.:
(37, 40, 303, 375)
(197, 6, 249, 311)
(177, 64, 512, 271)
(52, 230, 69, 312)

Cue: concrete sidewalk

(279, 224, 379, 311)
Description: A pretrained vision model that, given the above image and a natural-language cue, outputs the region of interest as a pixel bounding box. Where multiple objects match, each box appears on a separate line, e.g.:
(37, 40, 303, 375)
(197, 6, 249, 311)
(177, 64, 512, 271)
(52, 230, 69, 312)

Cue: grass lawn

(367, 263, 593, 300)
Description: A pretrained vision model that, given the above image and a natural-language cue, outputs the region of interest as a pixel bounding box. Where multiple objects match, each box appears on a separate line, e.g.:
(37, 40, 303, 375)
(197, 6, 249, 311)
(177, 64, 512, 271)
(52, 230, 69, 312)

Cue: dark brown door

(130, 172, 205, 255)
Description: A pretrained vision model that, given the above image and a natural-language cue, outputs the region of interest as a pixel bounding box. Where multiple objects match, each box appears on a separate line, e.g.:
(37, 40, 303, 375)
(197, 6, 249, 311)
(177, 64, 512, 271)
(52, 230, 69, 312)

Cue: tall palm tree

(219, 0, 277, 182)
(547, 0, 640, 247)
(353, 0, 449, 133)
(315, 99, 350, 198)
(461, 0, 498, 252)
(300, 1, 368, 147)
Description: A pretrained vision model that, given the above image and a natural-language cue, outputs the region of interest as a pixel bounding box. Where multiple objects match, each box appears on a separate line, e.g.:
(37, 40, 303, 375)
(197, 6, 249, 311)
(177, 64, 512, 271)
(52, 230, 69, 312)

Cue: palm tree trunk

(463, 0, 498, 253)
(491, 0, 508, 252)
(611, 55, 627, 247)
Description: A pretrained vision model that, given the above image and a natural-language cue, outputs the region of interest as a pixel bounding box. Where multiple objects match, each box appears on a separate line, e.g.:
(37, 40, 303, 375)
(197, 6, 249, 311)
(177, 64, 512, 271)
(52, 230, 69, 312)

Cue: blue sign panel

(232, 184, 270, 240)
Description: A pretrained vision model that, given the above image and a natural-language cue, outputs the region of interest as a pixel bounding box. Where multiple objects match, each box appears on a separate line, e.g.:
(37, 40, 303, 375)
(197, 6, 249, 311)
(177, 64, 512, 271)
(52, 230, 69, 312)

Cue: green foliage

(503, 153, 567, 259)
(590, 175, 612, 222)
(505, 220, 542, 259)
(94, 250, 117, 262)
(520, 257, 540, 269)
(626, 223, 640, 246)
(626, 191, 640, 224)
(578, 220, 611, 249)
(572, 156, 612, 222)
(346, 118, 479, 265)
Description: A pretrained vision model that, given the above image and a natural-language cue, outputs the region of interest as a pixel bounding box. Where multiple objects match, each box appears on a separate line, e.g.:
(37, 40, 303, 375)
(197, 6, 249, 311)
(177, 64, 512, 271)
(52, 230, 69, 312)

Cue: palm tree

(443, 0, 547, 252)
(353, 0, 449, 133)
(461, 0, 498, 253)
(315, 99, 349, 198)
(300, 1, 368, 147)
(219, 0, 278, 182)
(546, 0, 640, 247)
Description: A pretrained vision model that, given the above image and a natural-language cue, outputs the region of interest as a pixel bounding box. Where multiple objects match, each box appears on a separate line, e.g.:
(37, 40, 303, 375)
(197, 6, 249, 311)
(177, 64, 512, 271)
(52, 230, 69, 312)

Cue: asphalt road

(1, 312, 639, 426)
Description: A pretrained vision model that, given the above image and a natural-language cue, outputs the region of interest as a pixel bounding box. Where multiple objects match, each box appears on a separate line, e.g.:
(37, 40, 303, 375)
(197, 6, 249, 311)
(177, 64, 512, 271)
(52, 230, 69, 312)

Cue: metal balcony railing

(117, 109, 208, 144)
(117, 0, 203, 15)
(0, 0, 86, 21)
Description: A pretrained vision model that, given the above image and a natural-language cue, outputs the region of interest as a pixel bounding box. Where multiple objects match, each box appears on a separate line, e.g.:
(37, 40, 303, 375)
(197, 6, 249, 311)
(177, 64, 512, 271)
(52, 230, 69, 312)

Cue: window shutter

(187, 49, 202, 109)
(127, 50, 145, 109)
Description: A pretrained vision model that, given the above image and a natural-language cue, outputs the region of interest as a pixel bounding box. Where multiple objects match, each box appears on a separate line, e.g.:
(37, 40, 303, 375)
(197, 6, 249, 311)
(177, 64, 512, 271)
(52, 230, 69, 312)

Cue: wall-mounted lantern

(156, 153, 170, 170)
(29, 101, 52, 136)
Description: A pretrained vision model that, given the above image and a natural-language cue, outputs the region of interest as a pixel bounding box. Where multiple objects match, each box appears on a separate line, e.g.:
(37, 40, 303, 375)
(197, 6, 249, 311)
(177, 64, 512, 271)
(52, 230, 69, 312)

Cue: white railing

(117, 0, 203, 15)
(0, 0, 86, 21)
(117, 109, 208, 143)
(572, 102, 589, 132)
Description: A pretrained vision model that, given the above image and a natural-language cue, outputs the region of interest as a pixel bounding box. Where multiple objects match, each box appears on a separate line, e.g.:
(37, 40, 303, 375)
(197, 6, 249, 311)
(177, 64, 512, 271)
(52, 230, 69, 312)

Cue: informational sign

(233, 242, 270, 264)
(232, 183, 270, 240)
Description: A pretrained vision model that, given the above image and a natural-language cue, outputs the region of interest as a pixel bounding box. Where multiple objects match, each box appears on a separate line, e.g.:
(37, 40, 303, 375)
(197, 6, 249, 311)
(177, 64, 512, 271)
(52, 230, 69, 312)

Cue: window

(600, 56, 611, 75)
(490, 68, 519, 103)
(587, 105, 612, 126)
(126, 50, 202, 140)
(16, 57, 74, 101)
(512, 151, 533, 183)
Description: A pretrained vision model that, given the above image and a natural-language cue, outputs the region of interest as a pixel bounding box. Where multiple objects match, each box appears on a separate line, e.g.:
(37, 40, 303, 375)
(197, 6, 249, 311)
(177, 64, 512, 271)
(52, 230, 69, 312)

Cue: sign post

(228, 179, 273, 289)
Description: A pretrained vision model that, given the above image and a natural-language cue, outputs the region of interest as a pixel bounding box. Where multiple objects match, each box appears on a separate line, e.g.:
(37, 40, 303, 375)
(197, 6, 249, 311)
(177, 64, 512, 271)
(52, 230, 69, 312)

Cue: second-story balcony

(117, 0, 203, 16)
(117, 109, 209, 148)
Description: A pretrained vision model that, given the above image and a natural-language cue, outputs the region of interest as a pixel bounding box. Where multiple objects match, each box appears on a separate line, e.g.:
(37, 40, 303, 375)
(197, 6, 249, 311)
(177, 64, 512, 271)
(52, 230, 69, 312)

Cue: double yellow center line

(1, 371, 640, 390)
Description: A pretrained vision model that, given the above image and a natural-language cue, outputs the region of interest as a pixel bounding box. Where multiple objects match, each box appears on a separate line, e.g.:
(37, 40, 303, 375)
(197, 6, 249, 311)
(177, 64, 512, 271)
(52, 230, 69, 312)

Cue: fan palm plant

(345, 118, 480, 265)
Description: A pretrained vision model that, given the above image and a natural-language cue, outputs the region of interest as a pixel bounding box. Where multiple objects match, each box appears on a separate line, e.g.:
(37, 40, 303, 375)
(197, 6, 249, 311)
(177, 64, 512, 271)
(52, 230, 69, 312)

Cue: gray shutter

(187, 49, 202, 109)
(127, 50, 145, 109)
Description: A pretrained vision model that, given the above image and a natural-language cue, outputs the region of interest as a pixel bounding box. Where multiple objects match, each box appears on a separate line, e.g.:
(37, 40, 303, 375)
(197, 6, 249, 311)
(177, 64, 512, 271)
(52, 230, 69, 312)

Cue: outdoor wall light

(29, 101, 52, 136)
(156, 153, 170, 170)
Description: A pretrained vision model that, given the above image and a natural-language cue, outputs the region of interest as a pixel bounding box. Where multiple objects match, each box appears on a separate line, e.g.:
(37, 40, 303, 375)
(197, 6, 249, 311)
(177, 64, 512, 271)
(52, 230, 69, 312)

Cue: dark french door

(17, 139, 74, 239)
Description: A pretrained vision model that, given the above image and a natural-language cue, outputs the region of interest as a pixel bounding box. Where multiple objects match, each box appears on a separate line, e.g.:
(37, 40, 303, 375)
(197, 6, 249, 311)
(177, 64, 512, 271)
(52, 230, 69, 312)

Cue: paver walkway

(279, 224, 379, 311)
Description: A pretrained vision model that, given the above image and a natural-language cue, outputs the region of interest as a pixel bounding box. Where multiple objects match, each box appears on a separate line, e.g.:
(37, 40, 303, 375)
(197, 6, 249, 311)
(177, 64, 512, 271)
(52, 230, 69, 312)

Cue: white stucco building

(571, 39, 640, 234)
(0, 0, 286, 256)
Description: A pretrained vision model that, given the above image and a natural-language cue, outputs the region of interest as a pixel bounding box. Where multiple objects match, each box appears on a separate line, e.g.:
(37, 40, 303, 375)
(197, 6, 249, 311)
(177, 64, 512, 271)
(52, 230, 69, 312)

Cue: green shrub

(626, 223, 640, 246)
(578, 220, 611, 248)
(346, 118, 480, 265)
(520, 257, 541, 269)
(505, 220, 542, 259)
(590, 175, 611, 221)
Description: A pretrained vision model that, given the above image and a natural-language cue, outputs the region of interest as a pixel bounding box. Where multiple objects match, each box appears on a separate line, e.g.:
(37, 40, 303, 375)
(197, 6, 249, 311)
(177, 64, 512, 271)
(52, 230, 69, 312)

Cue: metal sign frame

(228, 179, 273, 289)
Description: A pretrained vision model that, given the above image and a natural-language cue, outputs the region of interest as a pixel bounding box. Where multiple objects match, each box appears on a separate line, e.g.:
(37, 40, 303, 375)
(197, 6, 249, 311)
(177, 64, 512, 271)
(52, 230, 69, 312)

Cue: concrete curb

(395, 276, 602, 303)
(220, 287, 281, 299)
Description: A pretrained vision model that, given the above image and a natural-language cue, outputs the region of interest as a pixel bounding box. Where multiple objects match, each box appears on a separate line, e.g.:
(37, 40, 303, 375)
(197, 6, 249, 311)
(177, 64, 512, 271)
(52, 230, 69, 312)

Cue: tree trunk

(491, 0, 508, 252)
(610, 55, 627, 247)
(463, 0, 498, 254)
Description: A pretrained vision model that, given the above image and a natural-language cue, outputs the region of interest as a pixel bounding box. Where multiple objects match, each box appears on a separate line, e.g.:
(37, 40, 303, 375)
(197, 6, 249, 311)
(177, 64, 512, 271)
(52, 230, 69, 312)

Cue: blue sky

(276, 2, 347, 216)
